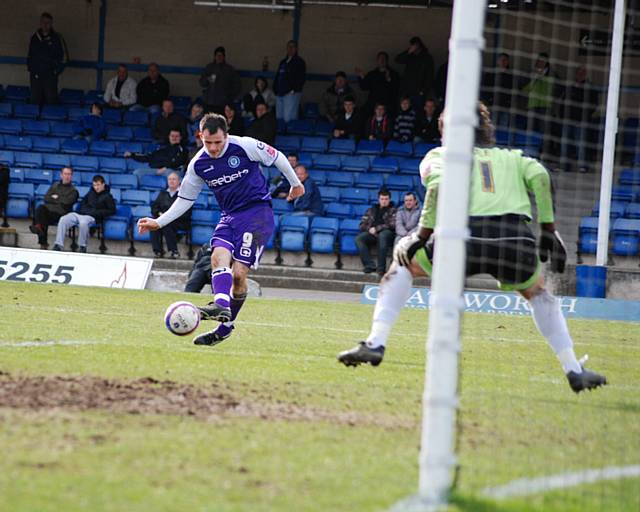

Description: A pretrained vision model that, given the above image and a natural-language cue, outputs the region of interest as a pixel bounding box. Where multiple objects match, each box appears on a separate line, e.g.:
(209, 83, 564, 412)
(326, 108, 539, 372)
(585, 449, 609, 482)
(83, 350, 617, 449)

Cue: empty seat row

(0, 136, 158, 156)
(0, 119, 154, 142)
(579, 216, 640, 256)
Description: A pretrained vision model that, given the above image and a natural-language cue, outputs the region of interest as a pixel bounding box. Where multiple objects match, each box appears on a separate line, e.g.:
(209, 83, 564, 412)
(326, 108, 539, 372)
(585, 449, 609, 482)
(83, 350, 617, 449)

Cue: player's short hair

(199, 113, 228, 135)
(476, 101, 496, 146)
(92, 174, 106, 184)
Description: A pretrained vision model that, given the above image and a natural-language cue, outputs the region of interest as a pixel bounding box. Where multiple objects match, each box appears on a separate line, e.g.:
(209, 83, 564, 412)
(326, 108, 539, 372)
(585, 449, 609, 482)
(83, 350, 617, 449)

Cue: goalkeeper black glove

(393, 232, 429, 267)
(539, 228, 567, 273)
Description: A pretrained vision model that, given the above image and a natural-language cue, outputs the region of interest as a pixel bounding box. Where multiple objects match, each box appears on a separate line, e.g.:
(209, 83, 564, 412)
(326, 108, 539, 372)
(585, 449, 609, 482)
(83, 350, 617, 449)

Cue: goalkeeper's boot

(193, 324, 234, 347)
(198, 301, 232, 322)
(337, 342, 385, 367)
(566, 368, 607, 393)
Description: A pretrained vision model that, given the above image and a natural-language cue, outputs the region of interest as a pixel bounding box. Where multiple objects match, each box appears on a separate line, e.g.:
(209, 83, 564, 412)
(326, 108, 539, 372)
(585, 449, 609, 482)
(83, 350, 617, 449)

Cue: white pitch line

(482, 464, 640, 500)
(0, 340, 103, 348)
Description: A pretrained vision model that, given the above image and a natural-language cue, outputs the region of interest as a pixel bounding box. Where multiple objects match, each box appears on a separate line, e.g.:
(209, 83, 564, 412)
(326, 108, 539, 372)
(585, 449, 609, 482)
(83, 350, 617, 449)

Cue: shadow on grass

(449, 493, 515, 512)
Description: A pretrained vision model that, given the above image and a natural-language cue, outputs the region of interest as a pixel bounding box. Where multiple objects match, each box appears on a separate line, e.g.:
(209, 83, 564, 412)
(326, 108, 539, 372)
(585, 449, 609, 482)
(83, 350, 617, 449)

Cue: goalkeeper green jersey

(419, 146, 555, 230)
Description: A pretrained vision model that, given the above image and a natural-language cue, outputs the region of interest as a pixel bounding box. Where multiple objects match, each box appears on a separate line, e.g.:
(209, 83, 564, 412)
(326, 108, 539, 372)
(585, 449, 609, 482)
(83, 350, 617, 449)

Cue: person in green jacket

(337, 102, 607, 394)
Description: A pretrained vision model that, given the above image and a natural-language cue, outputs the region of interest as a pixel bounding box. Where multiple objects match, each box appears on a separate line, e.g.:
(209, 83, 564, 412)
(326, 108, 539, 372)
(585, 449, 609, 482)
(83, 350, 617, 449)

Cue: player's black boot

(198, 301, 232, 322)
(193, 325, 234, 347)
(337, 342, 385, 367)
(566, 368, 607, 393)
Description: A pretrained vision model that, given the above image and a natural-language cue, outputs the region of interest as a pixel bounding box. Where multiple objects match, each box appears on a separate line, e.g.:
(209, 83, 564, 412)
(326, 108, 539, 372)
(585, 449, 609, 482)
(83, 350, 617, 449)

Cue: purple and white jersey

(178, 135, 278, 214)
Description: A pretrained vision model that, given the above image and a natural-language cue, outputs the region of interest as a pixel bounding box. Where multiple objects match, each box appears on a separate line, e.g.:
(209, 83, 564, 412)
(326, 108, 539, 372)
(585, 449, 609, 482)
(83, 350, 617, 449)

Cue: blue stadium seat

(0, 103, 13, 117)
(495, 129, 511, 146)
(325, 171, 353, 187)
(40, 105, 67, 121)
(107, 126, 134, 141)
(99, 157, 127, 174)
(310, 217, 339, 253)
(611, 218, 640, 256)
(49, 121, 74, 138)
(61, 138, 88, 155)
(398, 157, 421, 175)
(84, 90, 104, 104)
(275, 135, 301, 153)
(341, 155, 370, 172)
(303, 103, 319, 120)
(265, 215, 279, 250)
(371, 156, 399, 173)
(592, 201, 626, 219)
(67, 106, 87, 121)
(272, 198, 293, 215)
(126, 159, 150, 173)
(102, 109, 122, 125)
(191, 225, 215, 246)
(287, 119, 315, 135)
(4, 135, 32, 151)
(208, 194, 220, 211)
(121, 189, 151, 206)
(625, 202, 640, 219)
(110, 187, 121, 204)
(385, 140, 413, 157)
(34, 183, 50, 201)
(354, 173, 384, 190)
(314, 120, 333, 136)
(356, 140, 384, 155)
(192, 209, 221, 227)
(339, 218, 361, 254)
(14, 152, 43, 169)
(9, 168, 24, 182)
(8, 182, 35, 200)
(325, 202, 353, 219)
(23, 168, 54, 185)
(300, 136, 328, 153)
(313, 154, 341, 171)
(131, 205, 153, 242)
(4, 85, 30, 103)
(0, 150, 14, 166)
(619, 168, 640, 185)
(75, 185, 90, 198)
(133, 127, 153, 142)
(340, 188, 370, 205)
(612, 186, 638, 203)
(32, 136, 60, 153)
(353, 203, 370, 217)
(42, 153, 71, 170)
(0, 119, 22, 135)
(279, 215, 309, 252)
(59, 88, 85, 105)
(193, 193, 208, 210)
(116, 141, 144, 155)
(386, 174, 415, 192)
(622, 117, 639, 152)
(103, 205, 132, 241)
(123, 110, 149, 126)
(578, 216, 599, 254)
(13, 103, 39, 119)
(139, 174, 166, 191)
(89, 140, 116, 156)
(318, 186, 340, 203)
(6, 197, 30, 218)
(328, 138, 356, 155)
(307, 169, 326, 186)
(414, 142, 438, 157)
(109, 174, 138, 189)
(76, 171, 102, 186)
(71, 155, 100, 172)
(23, 120, 50, 136)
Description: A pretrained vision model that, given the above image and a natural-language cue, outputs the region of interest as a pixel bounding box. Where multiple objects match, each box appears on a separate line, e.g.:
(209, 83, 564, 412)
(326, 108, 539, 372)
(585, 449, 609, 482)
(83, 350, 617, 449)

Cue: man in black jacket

(332, 95, 364, 141)
(136, 63, 170, 114)
(356, 51, 399, 116)
(53, 175, 116, 252)
(199, 47, 241, 114)
(150, 172, 191, 258)
(273, 40, 306, 122)
(30, 166, 78, 249)
(245, 101, 277, 145)
(27, 12, 66, 105)
(125, 129, 188, 178)
(152, 99, 188, 142)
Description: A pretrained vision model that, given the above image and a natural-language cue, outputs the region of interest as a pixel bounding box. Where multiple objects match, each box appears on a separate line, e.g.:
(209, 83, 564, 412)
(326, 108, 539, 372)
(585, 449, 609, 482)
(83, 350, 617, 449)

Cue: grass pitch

(0, 281, 639, 512)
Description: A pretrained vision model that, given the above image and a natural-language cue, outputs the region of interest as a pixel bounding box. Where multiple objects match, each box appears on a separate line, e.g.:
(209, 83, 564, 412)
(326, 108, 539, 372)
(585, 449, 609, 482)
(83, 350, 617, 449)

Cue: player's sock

(216, 292, 247, 337)
(528, 289, 582, 374)
(366, 265, 413, 349)
(211, 267, 233, 308)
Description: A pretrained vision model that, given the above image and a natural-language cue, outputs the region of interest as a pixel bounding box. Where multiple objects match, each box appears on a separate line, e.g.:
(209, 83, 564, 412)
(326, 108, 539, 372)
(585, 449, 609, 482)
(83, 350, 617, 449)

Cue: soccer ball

(164, 301, 201, 336)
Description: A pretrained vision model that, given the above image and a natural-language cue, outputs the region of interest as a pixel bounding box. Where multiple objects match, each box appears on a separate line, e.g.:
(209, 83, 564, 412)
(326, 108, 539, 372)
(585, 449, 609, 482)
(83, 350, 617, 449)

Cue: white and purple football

(164, 301, 201, 336)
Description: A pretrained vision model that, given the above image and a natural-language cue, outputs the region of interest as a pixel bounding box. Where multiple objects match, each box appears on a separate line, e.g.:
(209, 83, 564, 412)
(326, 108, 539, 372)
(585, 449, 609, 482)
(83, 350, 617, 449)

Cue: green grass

(0, 281, 639, 511)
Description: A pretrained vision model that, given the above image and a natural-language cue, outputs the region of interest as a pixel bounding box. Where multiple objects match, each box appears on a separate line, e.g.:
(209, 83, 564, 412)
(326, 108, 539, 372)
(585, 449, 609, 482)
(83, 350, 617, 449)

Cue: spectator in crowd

(124, 129, 188, 177)
(365, 103, 392, 142)
(72, 102, 106, 142)
(395, 36, 434, 109)
(356, 51, 399, 116)
(103, 64, 137, 109)
(433, 58, 448, 104)
(520, 52, 559, 138)
(481, 52, 514, 128)
(271, 153, 299, 198)
(150, 172, 191, 258)
(560, 65, 599, 173)
(29, 166, 78, 249)
(394, 192, 420, 245)
(242, 77, 276, 118)
(152, 99, 188, 142)
(392, 96, 417, 143)
(199, 46, 241, 114)
(356, 188, 396, 276)
(333, 95, 364, 140)
(274, 40, 307, 122)
(52, 175, 115, 253)
(135, 62, 170, 114)
(187, 101, 205, 142)
(27, 12, 66, 106)
(290, 165, 323, 216)
(185, 243, 213, 293)
(246, 101, 277, 145)
(321, 71, 357, 123)
(415, 98, 441, 143)
(224, 103, 244, 136)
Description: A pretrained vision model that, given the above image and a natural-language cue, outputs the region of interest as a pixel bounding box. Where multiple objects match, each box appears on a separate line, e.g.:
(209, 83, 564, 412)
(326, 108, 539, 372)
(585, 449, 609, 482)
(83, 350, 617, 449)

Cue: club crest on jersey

(228, 155, 241, 168)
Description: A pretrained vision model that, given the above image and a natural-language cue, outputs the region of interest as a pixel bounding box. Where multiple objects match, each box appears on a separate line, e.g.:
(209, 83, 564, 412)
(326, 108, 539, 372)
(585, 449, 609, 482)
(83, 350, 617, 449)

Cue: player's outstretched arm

(137, 217, 160, 234)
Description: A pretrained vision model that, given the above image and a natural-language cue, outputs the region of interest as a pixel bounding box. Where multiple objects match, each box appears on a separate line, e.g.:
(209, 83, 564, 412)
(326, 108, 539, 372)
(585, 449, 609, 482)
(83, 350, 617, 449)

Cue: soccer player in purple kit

(138, 113, 304, 345)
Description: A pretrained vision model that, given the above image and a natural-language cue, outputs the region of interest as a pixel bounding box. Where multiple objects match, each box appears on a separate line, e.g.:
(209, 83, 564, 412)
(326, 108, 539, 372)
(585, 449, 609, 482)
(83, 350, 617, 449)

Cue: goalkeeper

(338, 102, 607, 394)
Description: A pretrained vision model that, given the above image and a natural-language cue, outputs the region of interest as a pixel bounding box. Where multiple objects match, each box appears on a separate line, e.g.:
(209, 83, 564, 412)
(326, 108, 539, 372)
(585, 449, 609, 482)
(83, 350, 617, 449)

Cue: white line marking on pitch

(482, 464, 640, 499)
(0, 340, 102, 348)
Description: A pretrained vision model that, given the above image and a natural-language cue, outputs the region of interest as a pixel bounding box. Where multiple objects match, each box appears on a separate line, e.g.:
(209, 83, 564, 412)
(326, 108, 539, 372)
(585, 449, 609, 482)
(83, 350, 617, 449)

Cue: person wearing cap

(320, 71, 358, 123)
(199, 46, 242, 114)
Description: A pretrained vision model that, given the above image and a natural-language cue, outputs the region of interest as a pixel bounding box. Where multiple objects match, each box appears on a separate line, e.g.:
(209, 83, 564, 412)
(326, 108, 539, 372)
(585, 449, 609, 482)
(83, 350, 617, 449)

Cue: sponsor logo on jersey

(205, 168, 249, 187)
(228, 155, 241, 168)
(265, 145, 276, 158)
